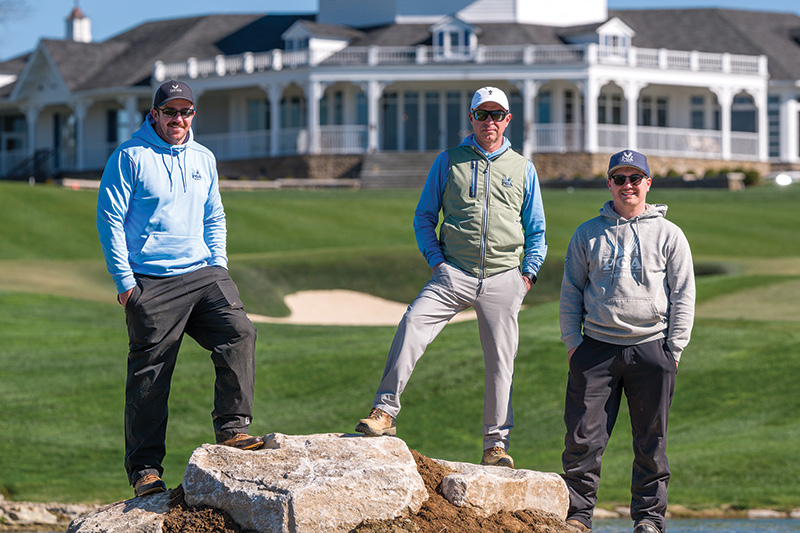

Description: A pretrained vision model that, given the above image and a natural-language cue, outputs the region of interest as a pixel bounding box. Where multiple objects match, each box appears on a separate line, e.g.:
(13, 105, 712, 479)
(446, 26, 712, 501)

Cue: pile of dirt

(162, 450, 574, 533)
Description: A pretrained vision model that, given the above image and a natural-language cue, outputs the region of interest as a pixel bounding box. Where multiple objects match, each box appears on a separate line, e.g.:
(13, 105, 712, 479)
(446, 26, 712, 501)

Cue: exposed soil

(161, 450, 574, 533)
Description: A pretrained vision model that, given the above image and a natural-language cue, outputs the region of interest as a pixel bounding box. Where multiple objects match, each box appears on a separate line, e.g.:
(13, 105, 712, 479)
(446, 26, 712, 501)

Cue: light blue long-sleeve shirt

(96, 117, 227, 294)
(413, 134, 547, 276)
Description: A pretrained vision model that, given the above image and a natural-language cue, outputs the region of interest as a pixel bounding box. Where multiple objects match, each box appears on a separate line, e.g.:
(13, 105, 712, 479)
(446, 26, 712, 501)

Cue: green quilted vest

(440, 145, 527, 278)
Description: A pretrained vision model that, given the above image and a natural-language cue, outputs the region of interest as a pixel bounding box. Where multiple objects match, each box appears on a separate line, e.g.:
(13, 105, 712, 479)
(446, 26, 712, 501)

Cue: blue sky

(1, 0, 799, 62)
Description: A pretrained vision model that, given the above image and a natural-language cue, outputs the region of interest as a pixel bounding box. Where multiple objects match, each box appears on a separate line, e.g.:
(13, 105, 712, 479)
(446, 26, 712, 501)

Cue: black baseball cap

(153, 80, 195, 108)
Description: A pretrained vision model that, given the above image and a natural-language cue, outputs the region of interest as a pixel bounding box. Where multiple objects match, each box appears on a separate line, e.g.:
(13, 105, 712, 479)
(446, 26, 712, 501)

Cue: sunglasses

(157, 106, 195, 118)
(472, 109, 509, 122)
(609, 174, 647, 186)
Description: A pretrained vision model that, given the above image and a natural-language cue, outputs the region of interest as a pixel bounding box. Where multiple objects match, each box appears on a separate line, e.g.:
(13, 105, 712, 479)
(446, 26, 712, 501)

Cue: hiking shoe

(480, 446, 514, 468)
(219, 433, 265, 450)
(633, 521, 660, 533)
(566, 518, 592, 532)
(355, 408, 396, 436)
(133, 474, 166, 498)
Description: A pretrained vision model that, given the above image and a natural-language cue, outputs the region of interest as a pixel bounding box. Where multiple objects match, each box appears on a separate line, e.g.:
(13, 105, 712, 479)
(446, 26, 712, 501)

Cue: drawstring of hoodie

(635, 217, 644, 285)
(611, 215, 644, 285)
(159, 144, 188, 193)
(611, 218, 620, 278)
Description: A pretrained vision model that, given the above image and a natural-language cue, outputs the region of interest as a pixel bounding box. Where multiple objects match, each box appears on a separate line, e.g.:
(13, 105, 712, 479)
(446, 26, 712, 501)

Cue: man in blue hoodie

(355, 87, 547, 469)
(559, 150, 695, 533)
(97, 80, 263, 498)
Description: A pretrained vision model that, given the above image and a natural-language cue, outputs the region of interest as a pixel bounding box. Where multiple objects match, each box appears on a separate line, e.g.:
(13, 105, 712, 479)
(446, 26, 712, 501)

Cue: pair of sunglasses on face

(471, 109, 509, 122)
(156, 106, 195, 118)
(609, 174, 648, 186)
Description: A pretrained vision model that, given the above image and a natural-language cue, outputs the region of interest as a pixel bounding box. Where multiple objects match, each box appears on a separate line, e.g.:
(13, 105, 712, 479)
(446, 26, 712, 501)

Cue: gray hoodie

(559, 201, 695, 361)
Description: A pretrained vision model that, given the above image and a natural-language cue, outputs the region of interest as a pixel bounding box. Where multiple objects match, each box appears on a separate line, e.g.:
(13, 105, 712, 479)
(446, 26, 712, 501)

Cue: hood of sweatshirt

(130, 116, 195, 193)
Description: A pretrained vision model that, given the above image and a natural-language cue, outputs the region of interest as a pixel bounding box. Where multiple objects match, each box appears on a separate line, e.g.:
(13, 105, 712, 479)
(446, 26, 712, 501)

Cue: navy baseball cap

(608, 149, 650, 177)
(153, 80, 195, 107)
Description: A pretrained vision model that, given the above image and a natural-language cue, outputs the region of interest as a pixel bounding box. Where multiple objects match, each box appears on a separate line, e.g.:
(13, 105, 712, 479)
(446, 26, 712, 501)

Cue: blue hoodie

(97, 117, 227, 294)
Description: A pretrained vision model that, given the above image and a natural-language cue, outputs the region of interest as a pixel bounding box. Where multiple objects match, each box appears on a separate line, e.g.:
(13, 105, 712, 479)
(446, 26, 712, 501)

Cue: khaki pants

(372, 263, 528, 450)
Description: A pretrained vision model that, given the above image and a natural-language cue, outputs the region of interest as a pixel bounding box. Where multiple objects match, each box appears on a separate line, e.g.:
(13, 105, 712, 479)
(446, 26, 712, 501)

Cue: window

(425, 91, 440, 150)
(286, 37, 309, 51)
(432, 21, 474, 60)
(1, 115, 25, 153)
(731, 94, 756, 133)
(640, 95, 667, 127)
(247, 99, 270, 131)
(691, 95, 705, 129)
(537, 91, 551, 124)
(598, 94, 622, 124)
(768, 95, 780, 158)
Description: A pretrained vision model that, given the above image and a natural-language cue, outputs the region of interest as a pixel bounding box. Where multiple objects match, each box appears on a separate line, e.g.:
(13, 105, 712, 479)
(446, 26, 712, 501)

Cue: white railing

(533, 124, 584, 152)
(155, 43, 765, 81)
(730, 131, 759, 157)
(319, 125, 368, 154)
(597, 124, 629, 149)
(196, 130, 271, 161)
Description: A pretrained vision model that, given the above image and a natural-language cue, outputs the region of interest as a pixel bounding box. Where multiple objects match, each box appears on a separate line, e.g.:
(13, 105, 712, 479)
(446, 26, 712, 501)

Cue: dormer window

(430, 17, 475, 61)
(596, 18, 635, 62)
(286, 37, 309, 51)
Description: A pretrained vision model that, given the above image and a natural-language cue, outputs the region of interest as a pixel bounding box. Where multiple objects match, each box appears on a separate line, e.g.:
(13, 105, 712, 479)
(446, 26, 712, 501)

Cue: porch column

(712, 86, 734, 160)
(70, 100, 90, 169)
(306, 80, 326, 154)
(780, 92, 799, 163)
(418, 91, 426, 152)
(516, 79, 541, 160)
(622, 80, 645, 151)
(21, 105, 42, 157)
(365, 80, 385, 153)
(753, 86, 769, 162)
(265, 83, 284, 157)
(581, 78, 603, 154)
(123, 96, 139, 139)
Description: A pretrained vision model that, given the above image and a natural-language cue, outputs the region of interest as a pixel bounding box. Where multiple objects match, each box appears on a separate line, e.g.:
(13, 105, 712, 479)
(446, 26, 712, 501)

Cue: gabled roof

(283, 20, 365, 41)
(12, 13, 314, 96)
(610, 8, 800, 80)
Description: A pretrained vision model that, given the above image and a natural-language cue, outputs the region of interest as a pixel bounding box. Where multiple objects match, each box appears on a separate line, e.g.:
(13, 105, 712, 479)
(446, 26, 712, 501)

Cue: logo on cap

(621, 151, 635, 164)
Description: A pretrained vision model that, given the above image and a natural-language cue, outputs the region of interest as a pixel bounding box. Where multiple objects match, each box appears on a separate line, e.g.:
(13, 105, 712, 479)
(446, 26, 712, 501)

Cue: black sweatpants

(123, 266, 257, 485)
(562, 336, 676, 532)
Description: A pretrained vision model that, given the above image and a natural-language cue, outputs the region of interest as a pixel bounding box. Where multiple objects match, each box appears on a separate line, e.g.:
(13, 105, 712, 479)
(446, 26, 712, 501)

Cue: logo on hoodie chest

(191, 169, 203, 181)
(601, 236, 642, 278)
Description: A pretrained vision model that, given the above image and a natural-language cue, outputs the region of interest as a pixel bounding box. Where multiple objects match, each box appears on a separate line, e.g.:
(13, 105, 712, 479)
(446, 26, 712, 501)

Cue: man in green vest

(355, 86, 547, 468)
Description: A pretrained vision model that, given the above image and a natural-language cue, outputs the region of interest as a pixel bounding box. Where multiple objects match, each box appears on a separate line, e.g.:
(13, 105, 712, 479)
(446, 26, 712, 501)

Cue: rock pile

(66, 432, 569, 533)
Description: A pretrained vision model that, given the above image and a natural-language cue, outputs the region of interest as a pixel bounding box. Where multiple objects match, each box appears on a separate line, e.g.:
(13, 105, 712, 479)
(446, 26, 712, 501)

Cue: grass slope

(0, 181, 799, 511)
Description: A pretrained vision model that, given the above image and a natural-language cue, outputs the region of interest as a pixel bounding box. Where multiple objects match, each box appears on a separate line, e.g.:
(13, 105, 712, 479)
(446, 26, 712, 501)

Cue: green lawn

(0, 181, 799, 511)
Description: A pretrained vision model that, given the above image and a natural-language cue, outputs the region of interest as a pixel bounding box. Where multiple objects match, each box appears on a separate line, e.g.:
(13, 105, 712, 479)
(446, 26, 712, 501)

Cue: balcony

(154, 43, 766, 81)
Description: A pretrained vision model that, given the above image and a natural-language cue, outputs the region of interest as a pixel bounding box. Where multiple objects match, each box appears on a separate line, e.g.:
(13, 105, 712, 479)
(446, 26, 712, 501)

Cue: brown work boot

(480, 446, 514, 468)
(355, 408, 396, 436)
(566, 518, 592, 532)
(218, 433, 265, 450)
(133, 474, 166, 497)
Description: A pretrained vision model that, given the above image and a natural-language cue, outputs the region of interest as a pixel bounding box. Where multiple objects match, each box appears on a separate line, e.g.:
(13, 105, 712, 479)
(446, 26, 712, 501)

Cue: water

(595, 519, 800, 532)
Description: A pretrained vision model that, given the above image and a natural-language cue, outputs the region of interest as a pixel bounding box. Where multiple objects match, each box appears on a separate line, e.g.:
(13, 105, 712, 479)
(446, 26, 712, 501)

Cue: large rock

(435, 458, 569, 519)
(66, 491, 171, 533)
(182, 433, 428, 532)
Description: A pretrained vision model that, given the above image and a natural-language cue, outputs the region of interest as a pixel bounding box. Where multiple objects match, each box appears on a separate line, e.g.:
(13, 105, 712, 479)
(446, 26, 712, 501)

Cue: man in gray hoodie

(559, 150, 695, 533)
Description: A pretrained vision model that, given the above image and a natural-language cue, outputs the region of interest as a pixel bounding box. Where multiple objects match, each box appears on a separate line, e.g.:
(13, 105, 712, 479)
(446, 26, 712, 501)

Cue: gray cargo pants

(562, 336, 676, 532)
(372, 262, 528, 450)
(123, 266, 257, 485)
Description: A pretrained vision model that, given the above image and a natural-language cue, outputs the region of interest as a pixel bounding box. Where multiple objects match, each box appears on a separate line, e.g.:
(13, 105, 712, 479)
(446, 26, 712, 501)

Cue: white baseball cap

(471, 86, 509, 111)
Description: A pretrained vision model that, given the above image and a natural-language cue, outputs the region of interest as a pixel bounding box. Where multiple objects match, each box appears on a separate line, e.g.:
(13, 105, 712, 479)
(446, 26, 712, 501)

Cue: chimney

(66, 2, 92, 43)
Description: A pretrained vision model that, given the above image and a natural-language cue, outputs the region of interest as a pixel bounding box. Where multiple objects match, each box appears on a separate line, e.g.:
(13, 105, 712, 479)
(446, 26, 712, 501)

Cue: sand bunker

(247, 290, 476, 326)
